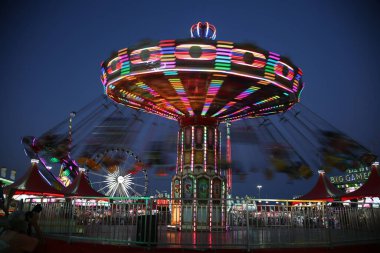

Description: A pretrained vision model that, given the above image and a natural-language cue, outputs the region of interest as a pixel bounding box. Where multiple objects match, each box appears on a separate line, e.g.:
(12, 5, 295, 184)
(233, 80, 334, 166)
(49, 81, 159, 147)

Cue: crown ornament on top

(190, 22, 216, 40)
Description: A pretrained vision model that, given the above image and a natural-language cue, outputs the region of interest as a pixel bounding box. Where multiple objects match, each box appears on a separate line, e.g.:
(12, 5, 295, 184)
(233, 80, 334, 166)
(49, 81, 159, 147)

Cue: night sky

(1, 0, 379, 198)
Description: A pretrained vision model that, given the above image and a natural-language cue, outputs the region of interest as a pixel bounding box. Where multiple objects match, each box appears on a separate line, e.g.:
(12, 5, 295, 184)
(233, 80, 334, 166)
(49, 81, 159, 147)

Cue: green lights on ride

(50, 157, 60, 163)
(62, 170, 70, 177)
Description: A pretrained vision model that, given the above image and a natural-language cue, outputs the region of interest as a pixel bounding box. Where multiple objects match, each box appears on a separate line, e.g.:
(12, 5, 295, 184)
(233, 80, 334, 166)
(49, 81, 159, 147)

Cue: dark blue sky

(1, 0, 379, 198)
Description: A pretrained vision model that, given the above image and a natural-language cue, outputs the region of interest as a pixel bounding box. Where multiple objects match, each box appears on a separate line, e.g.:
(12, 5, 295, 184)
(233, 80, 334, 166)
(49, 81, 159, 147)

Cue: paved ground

(55, 224, 378, 249)
(34, 238, 380, 253)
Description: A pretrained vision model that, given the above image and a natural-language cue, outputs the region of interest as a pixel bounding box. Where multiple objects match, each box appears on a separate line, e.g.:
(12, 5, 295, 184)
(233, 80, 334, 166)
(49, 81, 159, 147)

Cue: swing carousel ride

(20, 22, 375, 204)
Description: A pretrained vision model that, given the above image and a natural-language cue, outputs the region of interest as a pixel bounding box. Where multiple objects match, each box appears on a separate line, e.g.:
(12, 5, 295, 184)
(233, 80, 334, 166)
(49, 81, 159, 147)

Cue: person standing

(25, 204, 43, 239)
(0, 181, 8, 216)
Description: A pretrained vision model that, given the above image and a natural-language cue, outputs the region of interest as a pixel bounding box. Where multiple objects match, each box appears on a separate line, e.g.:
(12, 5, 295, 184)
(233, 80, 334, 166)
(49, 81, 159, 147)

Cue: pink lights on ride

(119, 89, 144, 102)
(130, 46, 161, 65)
(169, 78, 194, 116)
(136, 81, 159, 97)
(162, 100, 185, 116)
(214, 128, 218, 174)
(107, 57, 122, 75)
(231, 49, 266, 69)
(135, 81, 184, 116)
(175, 44, 216, 61)
(254, 95, 280, 106)
(292, 68, 303, 93)
(201, 78, 224, 116)
(259, 104, 285, 112)
(215, 41, 233, 71)
(203, 126, 207, 172)
(191, 126, 195, 172)
(214, 85, 260, 117)
(275, 61, 295, 81)
(209, 179, 213, 231)
(235, 86, 260, 100)
(180, 131, 184, 173)
(160, 40, 176, 69)
(212, 101, 236, 117)
(226, 122, 232, 194)
(264, 52, 280, 81)
(118, 48, 130, 76)
(221, 106, 250, 119)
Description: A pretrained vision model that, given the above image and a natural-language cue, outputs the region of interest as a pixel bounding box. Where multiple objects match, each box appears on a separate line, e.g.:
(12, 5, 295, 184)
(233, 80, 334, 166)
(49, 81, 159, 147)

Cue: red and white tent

(63, 172, 105, 198)
(296, 170, 344, 201)
(5, 164, 64, 197)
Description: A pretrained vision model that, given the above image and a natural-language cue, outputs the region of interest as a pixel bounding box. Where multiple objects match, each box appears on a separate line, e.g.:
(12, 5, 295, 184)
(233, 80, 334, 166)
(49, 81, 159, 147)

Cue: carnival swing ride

(21, 22, 375, 206)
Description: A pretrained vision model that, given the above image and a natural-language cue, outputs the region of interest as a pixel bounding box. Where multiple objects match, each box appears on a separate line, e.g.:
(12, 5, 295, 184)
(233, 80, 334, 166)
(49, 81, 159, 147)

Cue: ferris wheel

(78, 148, 148, 197)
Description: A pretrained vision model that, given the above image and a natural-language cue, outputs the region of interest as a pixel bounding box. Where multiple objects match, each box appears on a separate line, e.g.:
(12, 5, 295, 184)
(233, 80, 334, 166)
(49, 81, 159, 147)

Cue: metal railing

(21, 197, 380, 249)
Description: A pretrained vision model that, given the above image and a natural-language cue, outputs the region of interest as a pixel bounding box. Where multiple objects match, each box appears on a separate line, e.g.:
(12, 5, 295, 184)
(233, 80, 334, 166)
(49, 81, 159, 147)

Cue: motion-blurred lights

(31, 159, 39, 164)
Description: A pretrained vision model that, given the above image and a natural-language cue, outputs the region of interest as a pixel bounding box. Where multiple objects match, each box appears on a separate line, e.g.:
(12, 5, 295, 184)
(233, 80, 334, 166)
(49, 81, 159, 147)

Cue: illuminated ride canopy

(101, 38, 303, 122)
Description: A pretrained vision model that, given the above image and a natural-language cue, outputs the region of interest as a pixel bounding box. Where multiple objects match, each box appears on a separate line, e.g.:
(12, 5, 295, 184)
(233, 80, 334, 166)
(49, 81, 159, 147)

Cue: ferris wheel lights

(87, 149, 148, 197)
(117, 176, 125, 183)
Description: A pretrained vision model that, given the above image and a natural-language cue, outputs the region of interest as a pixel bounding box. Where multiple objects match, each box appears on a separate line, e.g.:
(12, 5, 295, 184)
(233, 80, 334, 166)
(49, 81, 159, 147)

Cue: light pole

(257, 185, 262, 199)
